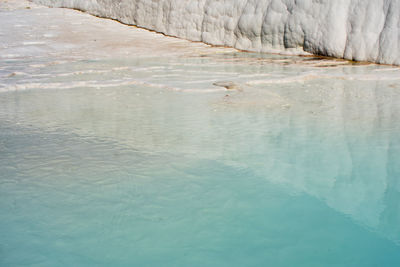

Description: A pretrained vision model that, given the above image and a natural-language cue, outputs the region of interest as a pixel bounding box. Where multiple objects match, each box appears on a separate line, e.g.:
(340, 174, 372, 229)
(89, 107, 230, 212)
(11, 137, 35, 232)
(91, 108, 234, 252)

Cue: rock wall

(34, 0, 400, 65)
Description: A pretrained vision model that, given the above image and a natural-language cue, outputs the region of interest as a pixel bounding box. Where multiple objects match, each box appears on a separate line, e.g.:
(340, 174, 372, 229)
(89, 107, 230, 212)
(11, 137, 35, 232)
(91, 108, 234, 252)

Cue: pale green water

(1, 53, 400, 266)
(1, 4, 400, 266)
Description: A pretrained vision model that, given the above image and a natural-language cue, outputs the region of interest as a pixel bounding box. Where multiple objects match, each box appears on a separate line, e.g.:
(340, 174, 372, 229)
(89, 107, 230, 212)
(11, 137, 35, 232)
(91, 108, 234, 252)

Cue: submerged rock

(213, 81, 242, 91)
(34, 0, 400, 65)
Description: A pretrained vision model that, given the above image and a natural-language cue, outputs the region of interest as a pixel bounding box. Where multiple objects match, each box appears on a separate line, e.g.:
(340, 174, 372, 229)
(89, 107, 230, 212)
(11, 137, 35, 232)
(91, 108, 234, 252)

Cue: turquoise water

(1, 53, 400, 266)
(2, 2, 400, 260)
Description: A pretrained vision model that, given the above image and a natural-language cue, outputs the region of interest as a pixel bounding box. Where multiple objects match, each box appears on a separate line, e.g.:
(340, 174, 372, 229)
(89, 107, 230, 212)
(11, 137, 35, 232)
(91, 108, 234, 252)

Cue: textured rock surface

(33, 0, 400, 65)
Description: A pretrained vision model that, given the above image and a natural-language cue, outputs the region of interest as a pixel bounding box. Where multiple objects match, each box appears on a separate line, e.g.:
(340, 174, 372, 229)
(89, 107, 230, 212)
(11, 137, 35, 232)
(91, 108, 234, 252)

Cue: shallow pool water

(1, 3, 400, 267)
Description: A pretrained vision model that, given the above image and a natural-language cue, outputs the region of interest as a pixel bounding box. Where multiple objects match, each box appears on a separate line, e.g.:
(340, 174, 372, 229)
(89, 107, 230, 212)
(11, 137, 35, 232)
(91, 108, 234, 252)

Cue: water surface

(1, 2, 400, 266)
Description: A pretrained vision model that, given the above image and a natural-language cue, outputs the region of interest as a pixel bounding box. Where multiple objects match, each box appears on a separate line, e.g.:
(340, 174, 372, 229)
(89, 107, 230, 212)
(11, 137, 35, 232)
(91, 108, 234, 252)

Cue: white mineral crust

(33, 0, 400, 65)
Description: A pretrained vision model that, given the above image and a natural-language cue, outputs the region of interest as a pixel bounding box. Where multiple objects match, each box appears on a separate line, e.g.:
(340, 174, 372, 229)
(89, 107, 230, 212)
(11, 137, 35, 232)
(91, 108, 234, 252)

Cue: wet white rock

(34, 0, 400, 65)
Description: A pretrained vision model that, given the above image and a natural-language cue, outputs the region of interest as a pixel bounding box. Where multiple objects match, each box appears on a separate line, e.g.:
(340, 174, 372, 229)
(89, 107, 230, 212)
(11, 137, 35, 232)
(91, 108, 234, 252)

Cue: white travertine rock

(33, 0, 400, 65)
